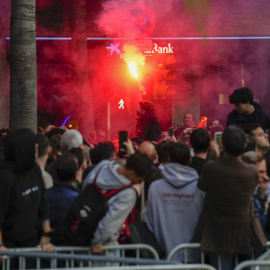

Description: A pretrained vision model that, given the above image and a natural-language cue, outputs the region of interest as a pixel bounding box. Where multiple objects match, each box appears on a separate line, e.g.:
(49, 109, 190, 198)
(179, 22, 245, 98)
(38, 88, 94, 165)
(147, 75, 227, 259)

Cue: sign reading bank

(144, 43, 174, 54)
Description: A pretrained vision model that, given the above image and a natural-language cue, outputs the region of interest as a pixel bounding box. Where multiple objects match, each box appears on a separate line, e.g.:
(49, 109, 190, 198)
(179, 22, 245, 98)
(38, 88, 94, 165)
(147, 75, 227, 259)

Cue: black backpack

(64, 176, 132, 246)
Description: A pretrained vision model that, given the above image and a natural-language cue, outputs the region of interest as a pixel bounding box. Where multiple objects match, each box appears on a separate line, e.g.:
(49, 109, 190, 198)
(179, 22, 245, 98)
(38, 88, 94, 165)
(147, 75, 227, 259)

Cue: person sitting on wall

(226, 87, 270, 131)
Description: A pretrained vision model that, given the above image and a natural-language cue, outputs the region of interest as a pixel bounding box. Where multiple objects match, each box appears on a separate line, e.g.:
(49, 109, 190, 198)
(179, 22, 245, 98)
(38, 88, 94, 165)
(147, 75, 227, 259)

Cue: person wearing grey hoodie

(83, 152, 153, 254)
(146, 142, 204, 262)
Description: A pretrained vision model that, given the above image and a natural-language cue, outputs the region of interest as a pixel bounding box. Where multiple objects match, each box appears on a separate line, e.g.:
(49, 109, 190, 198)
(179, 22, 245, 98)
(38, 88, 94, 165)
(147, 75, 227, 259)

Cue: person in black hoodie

(226, 87, 270, 131)
(0, 129, 53, 252)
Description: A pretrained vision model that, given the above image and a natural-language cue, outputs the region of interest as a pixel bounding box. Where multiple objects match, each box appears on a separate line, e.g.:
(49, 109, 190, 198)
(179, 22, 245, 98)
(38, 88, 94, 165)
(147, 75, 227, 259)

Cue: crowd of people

(0, 87, 270, 270)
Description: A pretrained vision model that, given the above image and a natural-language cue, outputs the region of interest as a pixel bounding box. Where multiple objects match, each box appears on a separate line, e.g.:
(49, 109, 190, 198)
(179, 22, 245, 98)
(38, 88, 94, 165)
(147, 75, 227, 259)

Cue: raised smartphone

(119, 131, 128, 158)
(169, 127, 173, 137)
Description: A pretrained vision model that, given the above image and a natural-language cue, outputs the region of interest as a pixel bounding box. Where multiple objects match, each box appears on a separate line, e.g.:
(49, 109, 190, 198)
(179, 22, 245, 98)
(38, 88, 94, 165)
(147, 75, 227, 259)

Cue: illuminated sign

(144, 43, 174, 54)
(118, 99, 125, 109)
(106, 42, 122, 56)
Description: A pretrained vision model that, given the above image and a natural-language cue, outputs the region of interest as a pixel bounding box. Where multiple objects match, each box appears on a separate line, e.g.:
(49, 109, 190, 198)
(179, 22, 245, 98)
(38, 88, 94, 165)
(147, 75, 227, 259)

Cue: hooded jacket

(146, 163, 203, 262)
(135, 110, 161, 142)
(83, 160, 137, 246)
(226, 102, 270, 131)
(0, 161, 49, 244)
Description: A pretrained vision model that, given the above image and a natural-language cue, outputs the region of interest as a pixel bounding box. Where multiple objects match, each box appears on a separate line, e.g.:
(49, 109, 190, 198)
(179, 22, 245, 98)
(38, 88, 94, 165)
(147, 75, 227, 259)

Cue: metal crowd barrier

(167, 243, 204, 263)
(234, 260, 270, 270)
(233, 249, 270, 270)
(0, 244, 161, 269)
(35, 266, 217, 270)
(0, 249, 217, 270)
(167, 242, 270, 270)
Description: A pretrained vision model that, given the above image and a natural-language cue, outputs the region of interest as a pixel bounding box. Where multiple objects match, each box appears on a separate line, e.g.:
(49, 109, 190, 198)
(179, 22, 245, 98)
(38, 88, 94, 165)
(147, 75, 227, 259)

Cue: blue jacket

(226, 102, 270, 131)
(46, 181, 80, 245)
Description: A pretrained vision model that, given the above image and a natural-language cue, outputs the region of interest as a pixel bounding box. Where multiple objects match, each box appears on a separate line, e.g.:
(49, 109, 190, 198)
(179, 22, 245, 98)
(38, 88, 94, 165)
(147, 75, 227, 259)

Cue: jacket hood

(162, 163, 198, 188)
(83, 160, 131, 190)
(253, 102, 263, 113)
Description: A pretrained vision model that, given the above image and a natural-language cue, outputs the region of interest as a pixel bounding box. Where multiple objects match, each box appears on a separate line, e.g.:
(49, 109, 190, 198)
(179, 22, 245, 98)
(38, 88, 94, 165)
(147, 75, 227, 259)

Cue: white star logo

(106, 42, 122, 56)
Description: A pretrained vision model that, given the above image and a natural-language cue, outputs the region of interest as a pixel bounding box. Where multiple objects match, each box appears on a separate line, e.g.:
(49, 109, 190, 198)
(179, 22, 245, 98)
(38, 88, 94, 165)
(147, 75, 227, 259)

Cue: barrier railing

(167, 242, 270, 270)
(37, 265, 217, 270)
(234, 260, 270, 270)
(0, 249, 218, 270)
(0, 250, 217, 270)
(0, 244, 163, 270)
(167, 243, 204, 263)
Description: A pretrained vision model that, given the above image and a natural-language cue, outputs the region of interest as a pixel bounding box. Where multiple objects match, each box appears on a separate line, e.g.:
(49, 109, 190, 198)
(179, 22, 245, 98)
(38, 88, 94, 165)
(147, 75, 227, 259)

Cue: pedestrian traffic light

(114, 97, 130, 111)
(154, 55, 176, 99)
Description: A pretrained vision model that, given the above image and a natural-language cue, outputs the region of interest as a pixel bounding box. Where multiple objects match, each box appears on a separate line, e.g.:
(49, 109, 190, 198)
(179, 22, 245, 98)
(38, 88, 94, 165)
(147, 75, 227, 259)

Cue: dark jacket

(0, 161, 49, 243)
(192, 157, 259, 254)
(189, 156, 207, 175)
(46, 181, 80, 245)
(226, 102, 270, 131)
(135, 112, 161, 142)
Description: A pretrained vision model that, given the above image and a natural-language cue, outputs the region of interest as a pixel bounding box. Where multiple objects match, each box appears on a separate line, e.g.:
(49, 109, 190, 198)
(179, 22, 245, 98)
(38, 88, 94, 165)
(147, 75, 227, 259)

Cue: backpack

(64, 175, 132, 246)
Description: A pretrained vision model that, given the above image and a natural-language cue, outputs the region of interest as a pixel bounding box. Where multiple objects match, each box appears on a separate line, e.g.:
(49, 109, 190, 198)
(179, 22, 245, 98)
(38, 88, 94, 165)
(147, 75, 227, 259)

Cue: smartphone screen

(169, 127, 173, 137)
(195, 117, 207, 129)
(201, 117, 207, 122)
(214, 132, 223, 149)
(119, 131, 128, 158)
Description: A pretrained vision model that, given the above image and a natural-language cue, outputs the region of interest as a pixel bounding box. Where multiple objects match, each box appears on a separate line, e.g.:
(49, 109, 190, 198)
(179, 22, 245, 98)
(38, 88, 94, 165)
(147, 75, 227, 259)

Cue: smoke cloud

(1, 0, 270, 136)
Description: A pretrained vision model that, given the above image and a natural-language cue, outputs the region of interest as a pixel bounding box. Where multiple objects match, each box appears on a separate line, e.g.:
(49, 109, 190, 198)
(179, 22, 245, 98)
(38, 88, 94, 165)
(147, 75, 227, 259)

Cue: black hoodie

(226, 102, 270, 131)
(0, 130, 49, 244)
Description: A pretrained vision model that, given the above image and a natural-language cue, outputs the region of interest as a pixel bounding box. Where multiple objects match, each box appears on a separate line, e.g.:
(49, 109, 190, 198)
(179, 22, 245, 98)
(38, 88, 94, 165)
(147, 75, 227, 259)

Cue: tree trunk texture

(10, 0, 37, 132)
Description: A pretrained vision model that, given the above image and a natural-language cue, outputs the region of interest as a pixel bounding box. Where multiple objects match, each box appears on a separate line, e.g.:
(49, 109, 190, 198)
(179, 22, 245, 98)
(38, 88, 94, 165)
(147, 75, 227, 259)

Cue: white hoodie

(83, 160, 137, 246)
(146, 162, 204, 262)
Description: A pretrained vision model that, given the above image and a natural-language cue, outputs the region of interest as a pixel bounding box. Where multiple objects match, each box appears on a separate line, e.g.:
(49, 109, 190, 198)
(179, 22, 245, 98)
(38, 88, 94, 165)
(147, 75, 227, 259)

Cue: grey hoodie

(83, 160, 137, 246)
(146, 163, 203, 262)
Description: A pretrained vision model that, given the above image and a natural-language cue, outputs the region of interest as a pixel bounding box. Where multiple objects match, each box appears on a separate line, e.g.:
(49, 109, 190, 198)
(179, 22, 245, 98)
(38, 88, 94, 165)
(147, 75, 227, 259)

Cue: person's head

(229, 87, 254, 114)
(183, 113, 196, 127)
(60, 129, 83, 153)
(96, 129, 107, 143)
(257, 158, 269, 193)
(169, 142, 190, 166)
(4, 129, 35, 173)
(56, 147, 86, 182)
(156, 141, 174, 164)
(130, 136, 144, 148)
(124, 152, 153, 184)
(138, 141, 157, 162)
(46, 134, 61, 166)
(244, 123, 269, 151)
(159, 131, 169, 142)
(90, 142, 116, 165)
(242, 151, 269, 193)
(243, 135, 257, 153)
(190, 128, 210, 154)
(139, 100, 155, 114)
(222, 126, 247, 157)
(211, 120, 220, 127)
(138, 100, 157, 120)
(34, 134, 51, 158)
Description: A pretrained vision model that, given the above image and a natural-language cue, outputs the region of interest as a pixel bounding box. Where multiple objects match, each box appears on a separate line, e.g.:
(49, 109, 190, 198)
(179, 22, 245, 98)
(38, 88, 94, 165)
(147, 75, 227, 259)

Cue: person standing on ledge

(226, 87, 270, 132)
(135, 100, 161, 142)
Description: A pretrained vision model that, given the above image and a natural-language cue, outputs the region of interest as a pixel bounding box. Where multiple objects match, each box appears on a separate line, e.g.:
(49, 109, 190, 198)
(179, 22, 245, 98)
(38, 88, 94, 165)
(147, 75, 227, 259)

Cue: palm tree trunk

(10, 0, 37, 132)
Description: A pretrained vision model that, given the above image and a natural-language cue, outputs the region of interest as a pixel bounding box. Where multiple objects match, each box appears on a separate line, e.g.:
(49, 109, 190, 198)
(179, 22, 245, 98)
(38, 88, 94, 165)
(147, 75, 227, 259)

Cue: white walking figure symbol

(118, 99, 124, 109)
